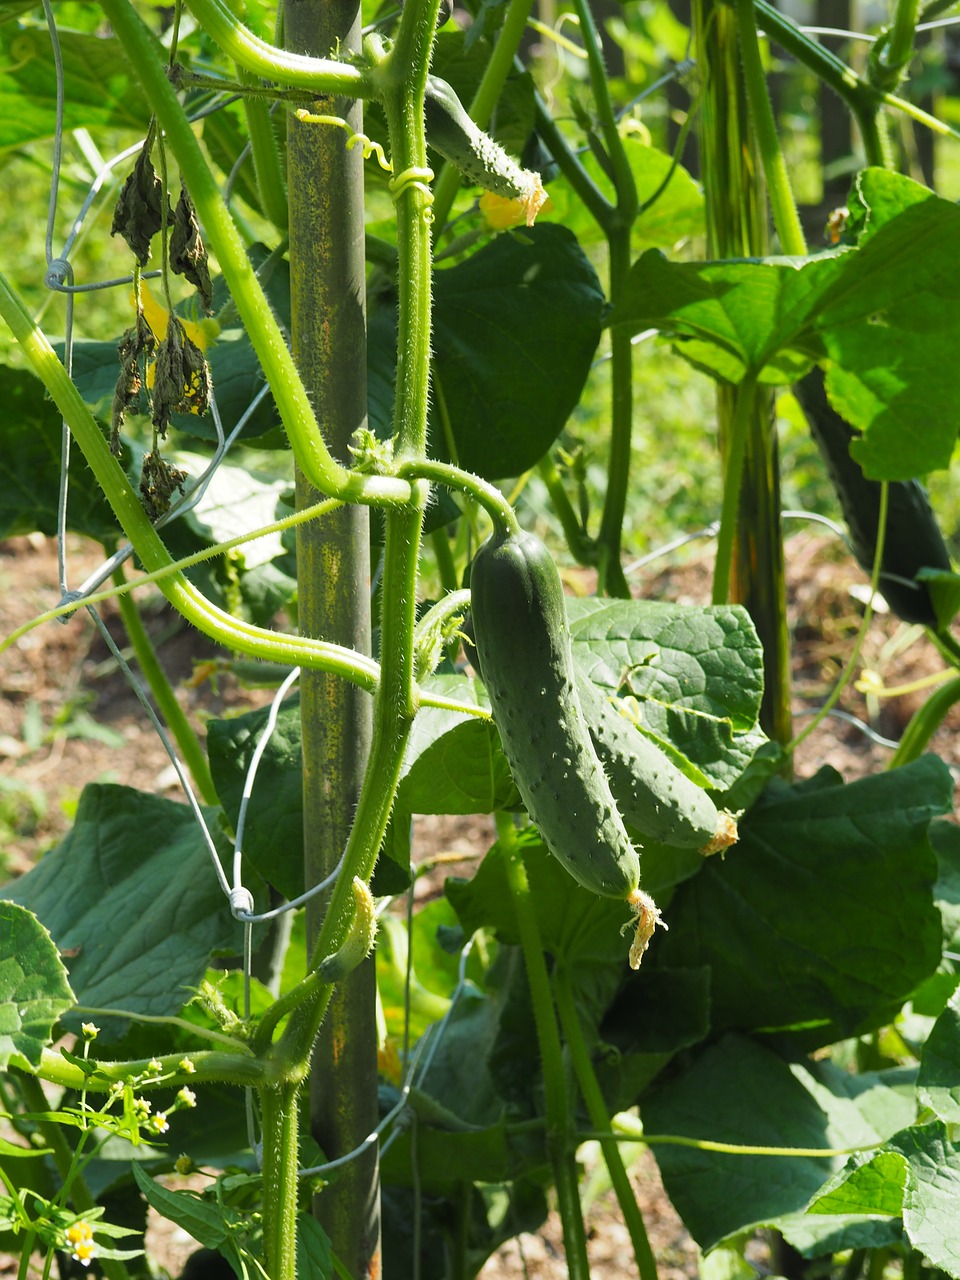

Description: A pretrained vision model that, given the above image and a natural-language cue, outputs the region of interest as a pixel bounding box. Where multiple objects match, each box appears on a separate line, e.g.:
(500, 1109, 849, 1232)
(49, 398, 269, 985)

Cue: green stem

(888, 675, 960, 768)
(498, 818, 590, 1280)
(37, 1046, 262, 1092)
(112, 566, 217, 804)
(397, 458, 519, 534)
(553, 967, 658, 1280)
(597, 226, 634, 598)
(533, 92, 613, 232)
(431, 0, 538, 231)
(736, 0, 806, 256)
(752, 2, 889, 167)
(185, 0, 369, 95)
(537, 456, 596, 565)
(569, 0, 637, 224)
(871, 0, 920, 91)
(14, 1075, 131, 1280)
(259, 1083, 300, 1280)
(711, 372, 757, 606)
(238, 68, 289, 229)
(430, 527, 459, 594)
(100, 0, 409, 507)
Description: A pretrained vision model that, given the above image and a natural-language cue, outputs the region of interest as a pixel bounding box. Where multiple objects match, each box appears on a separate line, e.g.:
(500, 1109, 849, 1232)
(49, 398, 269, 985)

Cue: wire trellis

(24, 0, 939, 1209)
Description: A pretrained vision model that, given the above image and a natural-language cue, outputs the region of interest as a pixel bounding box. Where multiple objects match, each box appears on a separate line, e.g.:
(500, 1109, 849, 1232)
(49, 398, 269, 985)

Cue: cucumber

(795, 370, 952, 627)
(424, 76, 547, 224)
(470, 528, 641, 901)
(576, 674, 738, 855)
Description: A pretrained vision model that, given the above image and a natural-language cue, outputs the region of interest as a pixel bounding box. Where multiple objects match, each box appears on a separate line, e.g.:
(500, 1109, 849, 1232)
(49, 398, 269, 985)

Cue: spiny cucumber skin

(318, 878, 377, 983)
(577, 676, 721, 850)
(471, 530, 641, 900)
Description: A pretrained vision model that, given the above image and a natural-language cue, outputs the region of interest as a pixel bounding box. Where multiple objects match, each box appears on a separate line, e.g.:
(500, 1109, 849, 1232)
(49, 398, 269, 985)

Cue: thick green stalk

(286, 0, 380, 1268)
(99, 0, 409, 507)
(259, 1083, 300, 1280)
(872, 0, 920, 91)
(736, 0, 806, 256)
(37, 1047, 262, 1092)
(112, 566, 217, 804)
(533, 92, 614, 231)
(186, 0, 369, 95)
(537, 456, 596, 565)
(553, 966, 658, 1280)
(430, 0, 539, 231)
(694, 0, 792, 746)
(498, 820, 591, 1280)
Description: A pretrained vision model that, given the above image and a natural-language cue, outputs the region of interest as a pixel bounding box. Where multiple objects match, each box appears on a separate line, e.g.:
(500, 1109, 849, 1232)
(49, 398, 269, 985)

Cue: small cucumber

(470, 528, 641, 901)
(796, 370, 952, 627)
(424, 76, 547, 224)
(576, 675, 738, 855)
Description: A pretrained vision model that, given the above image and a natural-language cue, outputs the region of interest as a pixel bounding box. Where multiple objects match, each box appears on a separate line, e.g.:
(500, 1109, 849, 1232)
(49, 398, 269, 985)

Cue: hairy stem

(498, 820, 591, 1280)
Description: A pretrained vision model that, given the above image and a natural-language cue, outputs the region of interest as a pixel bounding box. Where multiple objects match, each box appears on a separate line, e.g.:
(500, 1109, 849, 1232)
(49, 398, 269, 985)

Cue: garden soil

(2, 528, 959, 1278)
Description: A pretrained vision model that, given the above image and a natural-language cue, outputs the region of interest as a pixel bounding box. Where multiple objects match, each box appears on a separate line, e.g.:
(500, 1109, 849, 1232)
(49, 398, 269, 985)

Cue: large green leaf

(890, 1121, 960, 1277)
(610, 168, 960, 480)
(568, 598, 765, 789)
(0, 902, 74, 1068)
(643, 1034, 912, 1251)
(370, 225, 605, 478)
(2, 784, 247, 1034)
(653, 757, 951, 1044)
(0, 365, 119, 540)
(0, 23, 151, 148)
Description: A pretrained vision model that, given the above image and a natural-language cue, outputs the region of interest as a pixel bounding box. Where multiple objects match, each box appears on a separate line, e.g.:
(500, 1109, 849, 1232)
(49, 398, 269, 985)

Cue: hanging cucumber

(795, 370, 952, 627)
(470, 527, 643, 902)
(576, 675, 738, 855)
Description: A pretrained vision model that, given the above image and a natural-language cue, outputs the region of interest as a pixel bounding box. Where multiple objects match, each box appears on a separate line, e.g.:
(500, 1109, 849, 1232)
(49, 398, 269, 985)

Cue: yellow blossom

(65, 1221, 96, 1267)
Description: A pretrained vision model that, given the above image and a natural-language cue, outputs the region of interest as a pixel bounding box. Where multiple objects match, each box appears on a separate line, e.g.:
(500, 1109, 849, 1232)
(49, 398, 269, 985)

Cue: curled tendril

(389, 165, 435, 222)
(294, 110, 392, 173)
(1, 34, 37, 74)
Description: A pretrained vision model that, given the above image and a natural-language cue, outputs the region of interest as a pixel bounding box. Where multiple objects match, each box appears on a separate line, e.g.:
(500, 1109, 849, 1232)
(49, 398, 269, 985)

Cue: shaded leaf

(890, 1121, 960, 1276)
(644, 1034, 904, 1251)
(2, 784, 247, 1036)
(0, 365, 118, 541)
(918, 987, 960, 1123)
(653, 758, 951, 1045)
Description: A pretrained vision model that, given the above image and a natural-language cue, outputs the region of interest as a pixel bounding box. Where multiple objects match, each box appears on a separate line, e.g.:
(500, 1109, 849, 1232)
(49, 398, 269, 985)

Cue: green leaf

(654, 758, 951, 1045)
(0, 901, 74, 1068)
(890, 1121, 960, 1276)
(296, 1216, 332, 1280)
(131, 1164, 243, 1277)
(0, 365, 118, 541)
(808, 1151, 908, 1217)
(0, 23, 151, 148)
(2, 784, 248, 1035)
(610, 170, 960, 480)
(643, 1034, 903, 1251)
(918, 988, 960, 1123)
(773, 1211, 904, 1256)
(567, 598, 765, 788)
